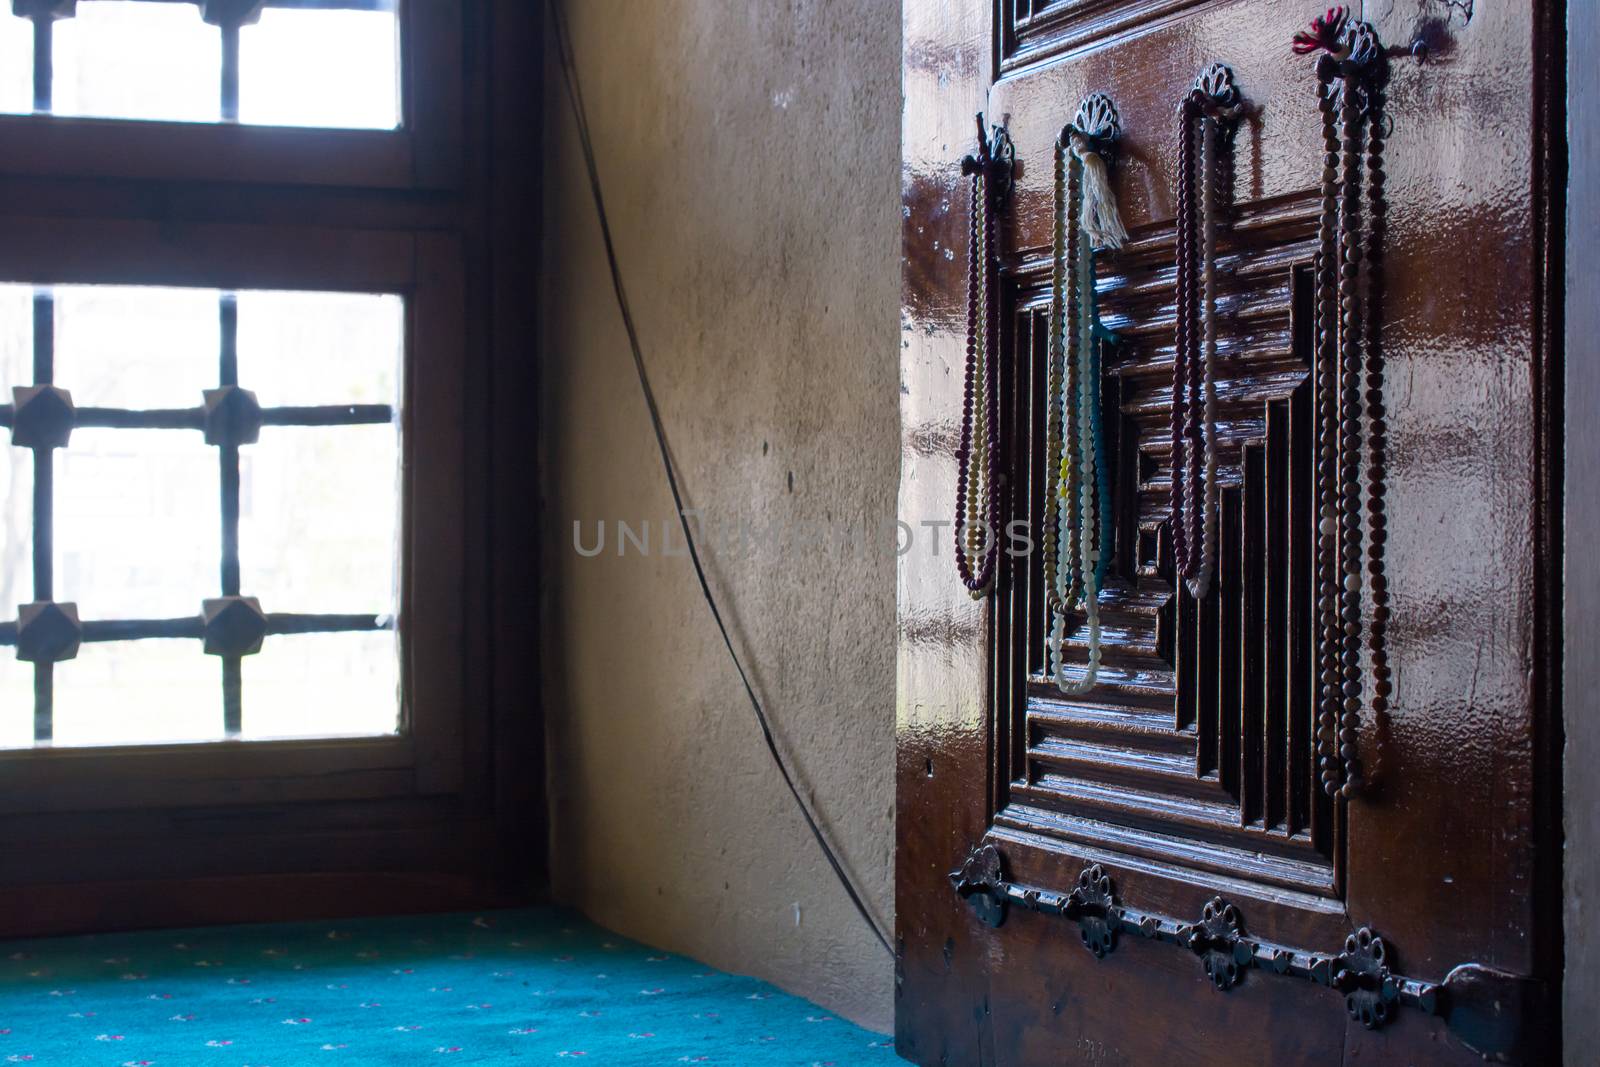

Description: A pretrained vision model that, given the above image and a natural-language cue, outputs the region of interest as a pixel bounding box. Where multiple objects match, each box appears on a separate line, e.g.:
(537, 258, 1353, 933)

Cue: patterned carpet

(0, 907, 900, 1065)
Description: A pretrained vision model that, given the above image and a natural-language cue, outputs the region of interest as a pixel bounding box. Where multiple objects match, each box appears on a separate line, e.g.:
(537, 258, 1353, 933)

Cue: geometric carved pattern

(989, 192, 1338, 901)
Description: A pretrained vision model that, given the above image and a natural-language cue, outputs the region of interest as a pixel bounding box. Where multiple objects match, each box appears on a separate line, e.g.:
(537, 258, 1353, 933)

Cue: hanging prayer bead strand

(954, 116, 1012, 598)
(1047, 94, 1127, 696)
(1063, 152, 1085, 612)
(1192, 109, 1220, 600)
(1314, 55, 1344, 798)
(1363, 61, 1391, 790)
(1335, 53, 1366, 796)
(1170, 65, 1241, 603)
(1294, 8, 1388, 799)
(1171, 96, 1196, 587)
(1043, 136, 1068, 618)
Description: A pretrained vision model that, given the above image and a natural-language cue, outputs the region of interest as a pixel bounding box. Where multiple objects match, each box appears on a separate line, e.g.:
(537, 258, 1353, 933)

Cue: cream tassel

(1070, 133, 1128, 251)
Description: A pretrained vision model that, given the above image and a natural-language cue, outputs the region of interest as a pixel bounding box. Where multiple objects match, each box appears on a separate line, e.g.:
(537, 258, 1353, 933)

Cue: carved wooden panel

(901, 0, 1560, 1063)
(989, 192, 1337, 900)
(998, 0, 1217, 74)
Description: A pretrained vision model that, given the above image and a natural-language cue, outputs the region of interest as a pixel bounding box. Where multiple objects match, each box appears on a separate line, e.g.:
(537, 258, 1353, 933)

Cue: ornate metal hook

(1337, 927, 1403, 1029)
(949, 843, 1007, 928)
(1062, 92, 1121, 157)
(960, 113, 1015, 209)
(1064, 863, 1120, 958)
(1179, 897, 1251, 991)
(1188, 62, 1243, 120)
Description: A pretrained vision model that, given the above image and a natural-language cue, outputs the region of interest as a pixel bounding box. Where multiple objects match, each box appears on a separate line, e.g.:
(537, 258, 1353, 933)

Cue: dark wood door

(896, 2, 1562, 1064)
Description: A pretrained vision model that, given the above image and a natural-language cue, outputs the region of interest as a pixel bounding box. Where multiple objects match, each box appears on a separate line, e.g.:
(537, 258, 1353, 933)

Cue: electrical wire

(546, 0, 894, 958)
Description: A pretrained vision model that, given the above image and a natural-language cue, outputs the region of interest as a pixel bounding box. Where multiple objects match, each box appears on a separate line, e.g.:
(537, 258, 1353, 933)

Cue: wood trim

(0, 216, 417, 292)
(0, 871, 526, 940)
(0, 737, 415, 813)
(406, 0, 465, 188)
(0, 797, 492, 884)
(484, 0, 546, 889)
(1564, 0, 1590, 1060)
(0, 115, 415, 190)
(406, 231, 468, 795)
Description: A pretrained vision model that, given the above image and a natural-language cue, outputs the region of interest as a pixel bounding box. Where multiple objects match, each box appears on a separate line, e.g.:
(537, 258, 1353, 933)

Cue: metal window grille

(0, 287, 397, 742)
(13, 0, 397, 121)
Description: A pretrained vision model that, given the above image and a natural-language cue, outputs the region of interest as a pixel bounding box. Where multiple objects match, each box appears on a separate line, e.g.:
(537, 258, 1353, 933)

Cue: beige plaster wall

(540, 0, 900, 1033)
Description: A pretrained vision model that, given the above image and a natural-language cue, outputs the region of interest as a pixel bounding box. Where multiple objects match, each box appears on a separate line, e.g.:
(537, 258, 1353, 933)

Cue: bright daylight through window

(0, 286, 403, 749)
(0, 0, 399, 129)
(0, 2, 407, 748)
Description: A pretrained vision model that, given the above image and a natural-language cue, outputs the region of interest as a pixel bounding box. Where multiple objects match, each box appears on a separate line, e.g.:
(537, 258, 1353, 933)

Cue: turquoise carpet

(0, 908, 901, 1065)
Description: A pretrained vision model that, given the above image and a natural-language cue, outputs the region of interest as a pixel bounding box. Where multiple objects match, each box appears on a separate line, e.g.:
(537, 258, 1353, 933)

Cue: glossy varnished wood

(899, 1, 1561, 1062)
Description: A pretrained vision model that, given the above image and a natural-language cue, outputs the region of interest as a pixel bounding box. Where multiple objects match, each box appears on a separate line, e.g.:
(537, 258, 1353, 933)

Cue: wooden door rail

(949, 843, 1544, 1062)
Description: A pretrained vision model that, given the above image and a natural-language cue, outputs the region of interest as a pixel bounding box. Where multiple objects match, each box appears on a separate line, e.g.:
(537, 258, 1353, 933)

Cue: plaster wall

(541, 0, 900, 1032)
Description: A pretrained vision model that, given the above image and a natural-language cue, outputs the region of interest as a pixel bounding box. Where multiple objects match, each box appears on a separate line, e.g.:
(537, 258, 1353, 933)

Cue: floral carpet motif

(0, 907, 900, 1065)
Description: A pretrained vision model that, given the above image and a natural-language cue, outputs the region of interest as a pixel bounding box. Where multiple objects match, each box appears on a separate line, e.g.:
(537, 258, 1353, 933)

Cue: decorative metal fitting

(1297, 7, 1387, 110)
(11, 386, 74, 450)
(1188, 63, 1243, 119)
(949, 843, 1008, 928)
(16, 601, 81, 663)
(1065, 863, 1119, 958)
(203, 386, 263, 447)
(1064, 92, 1122, 158)
(945, 841, 1539, 1057)
(1337, 926, 1401, 1029)
(1180, 897, 1251, 991)
(960, 113, 1015, 209)
(202, 596, 268, 657)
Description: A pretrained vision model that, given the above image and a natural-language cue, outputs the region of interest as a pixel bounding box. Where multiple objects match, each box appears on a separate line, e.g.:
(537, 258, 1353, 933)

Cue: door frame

(1564, 1, 1590, 1061)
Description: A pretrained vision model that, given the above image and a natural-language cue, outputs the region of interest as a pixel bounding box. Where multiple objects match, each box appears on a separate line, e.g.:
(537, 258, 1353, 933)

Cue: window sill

(0, 733, 423, 813)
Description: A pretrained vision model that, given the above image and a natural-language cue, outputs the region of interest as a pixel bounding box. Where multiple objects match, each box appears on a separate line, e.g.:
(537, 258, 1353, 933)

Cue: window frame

(0, 215, 468, 813)
(0, 0, 462, 190)
(0, 0, 543, 937)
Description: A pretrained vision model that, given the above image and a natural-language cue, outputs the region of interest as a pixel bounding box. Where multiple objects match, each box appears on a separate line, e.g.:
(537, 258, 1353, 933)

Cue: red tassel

(1292, 5, 1349, 56)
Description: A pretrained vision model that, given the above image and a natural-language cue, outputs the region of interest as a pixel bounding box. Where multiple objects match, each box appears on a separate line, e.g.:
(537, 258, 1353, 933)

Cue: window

(0, 0, 400, 129)
(0, 0, 540, 936)
(0, 0, 460, 190)
(0, 284, 402, 749)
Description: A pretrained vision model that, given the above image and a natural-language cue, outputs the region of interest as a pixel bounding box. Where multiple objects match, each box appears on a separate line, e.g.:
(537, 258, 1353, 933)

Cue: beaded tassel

(955, 123, 1005, 599)
(1171, 69, 1238, 603)
(1297, 8, 1388, 800)
(1046, 99, 1124, 696)
(1171, 99, 1196, 587)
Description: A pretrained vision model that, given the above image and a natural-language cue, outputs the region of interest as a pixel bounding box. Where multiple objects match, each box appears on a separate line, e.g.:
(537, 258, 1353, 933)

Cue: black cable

(546, 0, 894, 958)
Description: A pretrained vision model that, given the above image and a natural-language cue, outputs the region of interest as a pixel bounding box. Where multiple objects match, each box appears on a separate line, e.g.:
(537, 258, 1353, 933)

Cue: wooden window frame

(0, 0, 544, 940)
(0, 0, 462, 190)
(0, 0, 547, 935)
(0, 217, 467, 812)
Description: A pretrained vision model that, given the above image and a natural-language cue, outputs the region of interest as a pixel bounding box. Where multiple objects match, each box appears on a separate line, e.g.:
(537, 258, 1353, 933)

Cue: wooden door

(896, 3, 1562, 1064)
